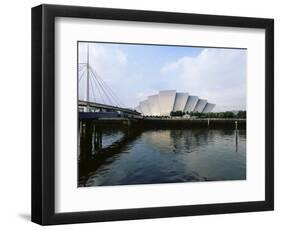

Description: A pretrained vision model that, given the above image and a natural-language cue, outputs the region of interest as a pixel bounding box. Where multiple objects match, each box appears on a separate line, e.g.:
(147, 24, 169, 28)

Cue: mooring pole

(235, 120, 238, 152)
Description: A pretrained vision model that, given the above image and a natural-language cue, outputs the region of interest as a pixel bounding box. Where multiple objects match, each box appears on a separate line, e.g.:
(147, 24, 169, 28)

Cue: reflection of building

(136, 90, 215, 116)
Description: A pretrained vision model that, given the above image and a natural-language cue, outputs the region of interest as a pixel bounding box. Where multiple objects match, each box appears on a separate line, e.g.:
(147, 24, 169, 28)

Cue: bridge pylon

(84, 44, 90, 112)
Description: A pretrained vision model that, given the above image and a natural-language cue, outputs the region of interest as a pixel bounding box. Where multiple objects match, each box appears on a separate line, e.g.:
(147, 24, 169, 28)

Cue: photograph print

(78, 41, 247, 187)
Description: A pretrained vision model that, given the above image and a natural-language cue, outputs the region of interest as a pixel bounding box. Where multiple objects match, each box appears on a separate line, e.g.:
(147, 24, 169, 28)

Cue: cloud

(116, 49, 127, 65)
(136, 90, 158, 101)
(78, 43, 128, 103)
(78, 43, 246, 111)
(79, 43, 128, 79)
(160, 48, 246, 111)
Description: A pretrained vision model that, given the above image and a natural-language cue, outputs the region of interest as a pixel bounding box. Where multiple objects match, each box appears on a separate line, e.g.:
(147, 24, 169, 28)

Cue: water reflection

(78, 121, 246, 187)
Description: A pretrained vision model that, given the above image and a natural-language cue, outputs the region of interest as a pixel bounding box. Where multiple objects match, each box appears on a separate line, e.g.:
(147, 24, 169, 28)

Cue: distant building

(136, 90, 215, 116)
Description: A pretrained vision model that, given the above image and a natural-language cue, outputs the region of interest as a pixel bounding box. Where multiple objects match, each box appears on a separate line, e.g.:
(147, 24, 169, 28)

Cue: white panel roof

(148, 95, 161, 116)
(193, 99, 207, 112)
(173, 92, 189, 112)
(158, 90, 176, 116)
(137, 90, 215, 115)
(202, 103, 215, 113)
(184, 96, 199, 113)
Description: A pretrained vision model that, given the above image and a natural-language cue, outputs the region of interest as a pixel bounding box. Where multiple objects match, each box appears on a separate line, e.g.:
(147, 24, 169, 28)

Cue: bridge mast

(84, 44, 90, 112)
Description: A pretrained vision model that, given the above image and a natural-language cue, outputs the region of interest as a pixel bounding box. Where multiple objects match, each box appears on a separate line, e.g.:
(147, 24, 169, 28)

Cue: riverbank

(141, 118, 246, 129)
(80, 117, 246, 129)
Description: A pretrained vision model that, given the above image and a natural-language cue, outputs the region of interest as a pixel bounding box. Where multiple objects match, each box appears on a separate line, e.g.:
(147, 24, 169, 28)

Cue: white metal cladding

(148, 95, 161, 115)
(137, 91, 215, 115)
(184, 96, 199, 112)
(158, 90, 176, 116)
(173, 92, 189, 112)
(193, 99, 207, 112)
(202, 103, 215, 113)
(139, 100, 151, 115)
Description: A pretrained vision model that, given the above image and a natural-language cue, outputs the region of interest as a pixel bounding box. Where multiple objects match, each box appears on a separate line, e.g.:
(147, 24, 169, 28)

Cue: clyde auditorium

(135, 90, 215, 116)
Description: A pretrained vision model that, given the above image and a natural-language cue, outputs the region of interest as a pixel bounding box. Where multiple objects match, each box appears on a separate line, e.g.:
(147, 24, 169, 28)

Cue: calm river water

(78, 121, 246, 187)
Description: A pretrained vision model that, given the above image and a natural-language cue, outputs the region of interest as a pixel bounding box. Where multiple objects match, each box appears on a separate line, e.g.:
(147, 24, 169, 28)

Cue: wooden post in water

(92, 124, 96, 153)
(208, 118, 210, 128)
(235, 120, 238, 152)
(80, 121, 94, 160)
(99, 129, 102, 148)
(78, 121, 82, 157)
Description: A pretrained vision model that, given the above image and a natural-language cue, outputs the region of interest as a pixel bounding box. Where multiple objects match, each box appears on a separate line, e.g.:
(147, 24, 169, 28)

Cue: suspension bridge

(78, 45, 142, 120)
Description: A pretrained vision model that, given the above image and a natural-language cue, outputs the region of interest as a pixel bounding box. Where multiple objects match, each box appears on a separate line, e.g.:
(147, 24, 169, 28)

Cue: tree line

(170, 110, 246, 118)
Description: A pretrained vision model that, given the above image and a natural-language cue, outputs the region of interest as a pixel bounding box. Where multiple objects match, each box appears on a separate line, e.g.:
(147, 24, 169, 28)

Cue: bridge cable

(89, 67, 119, 107)
(78, 68, 88, 102)
(93, 70, 121, 107)
(78, 63, 87, 71)
(89, 68, 116, 106)
(90, 66, 125, 107)
(78, 66, 85, 73)
(78, 66, 86, 82)
(91, 67, 124, 107)
(89, 74, 96, 102)
(89, 69, 105, 104)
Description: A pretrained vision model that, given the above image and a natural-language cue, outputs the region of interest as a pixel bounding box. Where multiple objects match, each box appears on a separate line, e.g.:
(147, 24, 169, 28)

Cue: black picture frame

(31, 4, 274, 225)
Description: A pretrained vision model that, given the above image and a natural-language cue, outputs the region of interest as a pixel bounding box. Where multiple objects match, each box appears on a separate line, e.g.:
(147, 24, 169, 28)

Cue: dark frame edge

(31, 4, 274, 226)
(31, 4, 57, 225)
(265, 19, 274, 211)
(32, 4, 57, 225)
(46, 200, 272, 225)
(31, 5, 43, 225)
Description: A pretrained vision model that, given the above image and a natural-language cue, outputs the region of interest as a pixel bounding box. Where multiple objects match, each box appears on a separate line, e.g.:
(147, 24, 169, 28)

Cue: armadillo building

(136, 90, 215, 116)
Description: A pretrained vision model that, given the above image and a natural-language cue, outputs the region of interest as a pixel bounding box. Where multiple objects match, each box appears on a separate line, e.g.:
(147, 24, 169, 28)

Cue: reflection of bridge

(79, 44, 142, 119)
(78, 121, 142, 186)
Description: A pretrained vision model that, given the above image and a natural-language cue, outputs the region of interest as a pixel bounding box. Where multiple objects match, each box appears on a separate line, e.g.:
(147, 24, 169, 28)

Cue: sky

(78, 42, 246, 112)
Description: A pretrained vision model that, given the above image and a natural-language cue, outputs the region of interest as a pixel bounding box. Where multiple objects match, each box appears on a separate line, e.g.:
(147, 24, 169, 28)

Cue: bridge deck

(79, 100, 141, 115)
